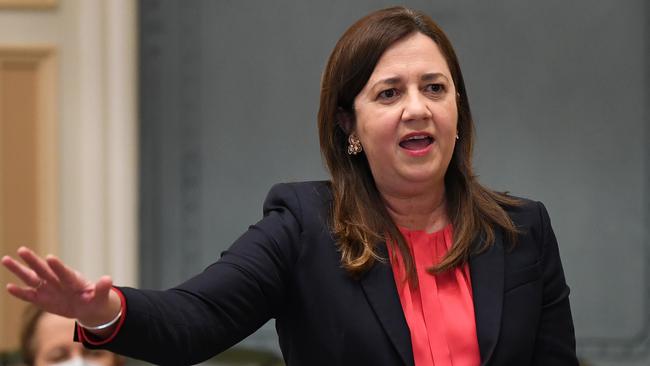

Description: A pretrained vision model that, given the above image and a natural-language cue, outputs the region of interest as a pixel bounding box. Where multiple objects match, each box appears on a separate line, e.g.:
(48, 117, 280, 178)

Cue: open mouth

(399, 134, 434, 151)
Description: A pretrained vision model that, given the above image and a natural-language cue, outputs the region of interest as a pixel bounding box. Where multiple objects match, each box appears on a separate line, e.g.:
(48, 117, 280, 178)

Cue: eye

(425, 83, 445, 94)
(83, 349, 110, 359)
(377, 88, 400, 101)
(44, 347, 69, 363)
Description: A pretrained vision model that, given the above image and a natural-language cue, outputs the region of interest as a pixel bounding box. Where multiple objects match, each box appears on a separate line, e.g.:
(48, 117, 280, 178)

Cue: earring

(455, 134, 459, 140)
(347, 134, 363, 155)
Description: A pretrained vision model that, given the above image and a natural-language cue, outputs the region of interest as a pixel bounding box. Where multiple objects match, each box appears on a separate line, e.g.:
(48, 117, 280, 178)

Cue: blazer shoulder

(499, 195, 549, 229)
(264, 181, 332, 209)
(271, 180, 333, 200)
(498, 195, 557, 256)
(263, 180, 333, 230)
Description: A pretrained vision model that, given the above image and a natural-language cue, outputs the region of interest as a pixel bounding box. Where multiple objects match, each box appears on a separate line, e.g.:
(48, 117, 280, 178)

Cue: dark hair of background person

(20, 306, 42, 366)
(318, 6, 521, 281)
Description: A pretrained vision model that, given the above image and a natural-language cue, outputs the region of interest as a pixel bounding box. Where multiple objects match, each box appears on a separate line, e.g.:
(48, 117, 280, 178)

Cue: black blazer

(84, 181, 578, 365)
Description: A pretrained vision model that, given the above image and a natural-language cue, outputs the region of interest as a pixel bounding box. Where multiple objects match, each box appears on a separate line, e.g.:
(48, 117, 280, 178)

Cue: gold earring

(347, 134, 363, 155)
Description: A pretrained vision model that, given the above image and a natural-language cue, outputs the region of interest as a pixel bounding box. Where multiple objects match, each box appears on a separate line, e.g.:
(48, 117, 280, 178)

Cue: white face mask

(50, 357, 104, 366)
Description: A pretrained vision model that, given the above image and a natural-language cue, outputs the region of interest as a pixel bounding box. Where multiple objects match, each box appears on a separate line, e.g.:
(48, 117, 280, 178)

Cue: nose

(401, 91, 432, 122)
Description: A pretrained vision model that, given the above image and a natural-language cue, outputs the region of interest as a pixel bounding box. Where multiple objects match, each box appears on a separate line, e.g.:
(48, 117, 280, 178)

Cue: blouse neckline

(397, 222, 453, 237)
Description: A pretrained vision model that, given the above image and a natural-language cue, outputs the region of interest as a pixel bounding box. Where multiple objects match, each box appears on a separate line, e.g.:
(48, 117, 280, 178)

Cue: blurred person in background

(21, 306, 124, 366)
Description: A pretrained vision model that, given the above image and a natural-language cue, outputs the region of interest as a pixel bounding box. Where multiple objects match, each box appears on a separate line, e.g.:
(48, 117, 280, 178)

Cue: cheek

(433, 103, 458, 135)
(34, 357, 46, 366)
(359, 126, 396, 158)
(356, 112, 397, 151)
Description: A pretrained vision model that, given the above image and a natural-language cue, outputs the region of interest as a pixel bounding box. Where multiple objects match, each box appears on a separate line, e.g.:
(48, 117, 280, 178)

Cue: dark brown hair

(20, 306, 42, 366)
(318, 6, 520, 279)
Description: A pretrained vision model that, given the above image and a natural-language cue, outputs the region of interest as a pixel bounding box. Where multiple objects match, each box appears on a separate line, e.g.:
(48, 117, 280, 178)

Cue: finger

(6, 283, 37, 303)
(46, 255, 86, 291)
(2, 256, 41, 287)
(17, 247, 60, 285)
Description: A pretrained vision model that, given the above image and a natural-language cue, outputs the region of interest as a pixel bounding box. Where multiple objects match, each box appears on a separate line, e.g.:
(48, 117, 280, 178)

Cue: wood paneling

(0, 0, 57, 9)
(0, 46, 57, 352)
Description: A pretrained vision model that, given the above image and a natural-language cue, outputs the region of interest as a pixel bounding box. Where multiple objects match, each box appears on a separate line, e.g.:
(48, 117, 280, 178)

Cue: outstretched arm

(3, 183, 304, 365)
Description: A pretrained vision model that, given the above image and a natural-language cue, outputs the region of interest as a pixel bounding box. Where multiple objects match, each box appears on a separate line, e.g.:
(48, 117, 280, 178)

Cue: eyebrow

(371, 72, 449, 89)
(420, 72, 448, 82)
(372, 77, 401, 87)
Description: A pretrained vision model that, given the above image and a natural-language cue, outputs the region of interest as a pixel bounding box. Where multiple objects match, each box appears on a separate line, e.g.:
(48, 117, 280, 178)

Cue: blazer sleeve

(80, 183, 303, 365)
(532, 201, 579, 365)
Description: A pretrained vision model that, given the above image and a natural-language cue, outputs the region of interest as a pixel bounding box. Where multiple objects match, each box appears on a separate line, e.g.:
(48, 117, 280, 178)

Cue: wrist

(77, 287, 122, 329)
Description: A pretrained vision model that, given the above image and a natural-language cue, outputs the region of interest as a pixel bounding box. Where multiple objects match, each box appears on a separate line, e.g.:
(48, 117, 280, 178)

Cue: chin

(401, 170, 443, 185)
(400, 161, 444, 180)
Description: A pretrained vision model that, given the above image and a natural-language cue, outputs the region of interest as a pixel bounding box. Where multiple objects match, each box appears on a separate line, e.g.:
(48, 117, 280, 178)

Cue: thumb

(84, 276, 113, 303)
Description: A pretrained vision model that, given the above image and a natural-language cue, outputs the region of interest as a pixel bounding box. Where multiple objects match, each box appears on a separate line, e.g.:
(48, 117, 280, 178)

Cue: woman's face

(33, 313, 119, 366)
(353, 32, 458, 196)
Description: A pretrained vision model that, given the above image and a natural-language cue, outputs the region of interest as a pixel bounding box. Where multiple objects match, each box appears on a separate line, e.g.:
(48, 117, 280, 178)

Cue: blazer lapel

(470, 229, 505, 366)
(360, 243, 414, 366)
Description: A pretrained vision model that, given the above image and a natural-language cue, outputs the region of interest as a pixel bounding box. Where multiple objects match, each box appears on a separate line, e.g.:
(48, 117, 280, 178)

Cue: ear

(336, 107, 354, 134)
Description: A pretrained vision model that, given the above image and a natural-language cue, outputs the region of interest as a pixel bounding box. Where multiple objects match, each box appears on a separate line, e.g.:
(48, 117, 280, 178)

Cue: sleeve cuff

(77, 287, 127, 346)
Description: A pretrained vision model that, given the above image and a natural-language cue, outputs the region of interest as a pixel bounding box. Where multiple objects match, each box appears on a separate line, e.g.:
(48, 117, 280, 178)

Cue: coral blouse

(388, 224, 481, 366)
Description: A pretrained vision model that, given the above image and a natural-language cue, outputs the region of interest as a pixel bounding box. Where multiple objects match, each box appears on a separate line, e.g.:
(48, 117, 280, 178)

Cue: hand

(1, 246, 120, 326)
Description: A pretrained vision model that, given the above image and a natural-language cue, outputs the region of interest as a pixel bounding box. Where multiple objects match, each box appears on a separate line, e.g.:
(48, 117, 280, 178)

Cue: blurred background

(0, 0, 647, 365)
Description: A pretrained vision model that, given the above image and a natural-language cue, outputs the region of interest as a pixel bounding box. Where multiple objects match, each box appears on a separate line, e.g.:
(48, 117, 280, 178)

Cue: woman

(20, 306, 124, 366)
(2, 6, 578, 366)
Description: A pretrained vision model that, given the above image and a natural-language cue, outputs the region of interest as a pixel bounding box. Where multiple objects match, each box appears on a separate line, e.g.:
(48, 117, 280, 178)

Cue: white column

(105, 0, 138, 287)
(75, 0, 106, 281)
(64, 0, 138, 286)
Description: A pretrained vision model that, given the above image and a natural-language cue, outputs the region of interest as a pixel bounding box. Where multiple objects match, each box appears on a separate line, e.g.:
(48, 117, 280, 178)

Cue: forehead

(35, 313, 76, 350)
(367, 32, 451, 82)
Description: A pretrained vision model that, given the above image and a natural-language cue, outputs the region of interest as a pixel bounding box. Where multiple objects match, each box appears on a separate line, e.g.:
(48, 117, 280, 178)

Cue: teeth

(406, 135, 429, 140)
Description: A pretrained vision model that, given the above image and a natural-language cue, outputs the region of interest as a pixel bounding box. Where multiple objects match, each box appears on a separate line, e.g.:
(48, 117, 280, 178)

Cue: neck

(380, 183, 449, 233)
